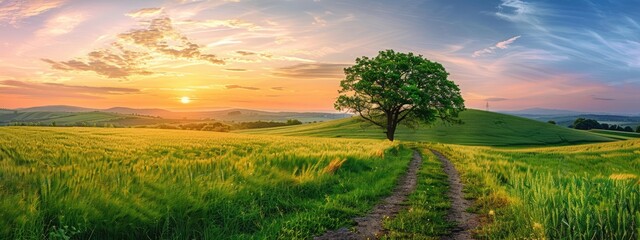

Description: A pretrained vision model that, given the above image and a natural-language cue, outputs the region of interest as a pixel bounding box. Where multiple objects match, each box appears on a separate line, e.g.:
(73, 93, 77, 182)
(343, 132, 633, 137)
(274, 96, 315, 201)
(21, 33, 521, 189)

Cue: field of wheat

(0, 127, 415, 239)
(432, 140, 640, 239)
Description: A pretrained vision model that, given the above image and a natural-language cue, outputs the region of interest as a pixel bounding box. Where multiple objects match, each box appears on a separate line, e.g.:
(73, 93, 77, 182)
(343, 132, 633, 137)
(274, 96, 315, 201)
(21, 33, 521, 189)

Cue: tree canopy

(334, 50, 465, 141)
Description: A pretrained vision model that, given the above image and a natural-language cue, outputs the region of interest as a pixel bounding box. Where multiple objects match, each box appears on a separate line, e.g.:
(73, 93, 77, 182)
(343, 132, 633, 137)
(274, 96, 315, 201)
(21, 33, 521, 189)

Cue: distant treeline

(570, 118, 640, 133)
(149, 119, 303, 132)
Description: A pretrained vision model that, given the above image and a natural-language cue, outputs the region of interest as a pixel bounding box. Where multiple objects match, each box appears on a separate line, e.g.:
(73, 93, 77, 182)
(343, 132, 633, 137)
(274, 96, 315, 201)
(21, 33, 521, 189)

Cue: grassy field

(238, 110, 613, 146)
(0, 111, 171, 127)
(2, 109, 637, 239)
(431, 141, 640, 239)
(0, 127, 419, 239)
(590, 129, 640, 140)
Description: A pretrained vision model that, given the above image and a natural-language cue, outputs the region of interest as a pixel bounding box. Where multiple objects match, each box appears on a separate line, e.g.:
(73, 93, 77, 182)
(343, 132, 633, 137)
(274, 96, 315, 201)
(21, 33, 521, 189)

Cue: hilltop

(238, 109, 613, 146)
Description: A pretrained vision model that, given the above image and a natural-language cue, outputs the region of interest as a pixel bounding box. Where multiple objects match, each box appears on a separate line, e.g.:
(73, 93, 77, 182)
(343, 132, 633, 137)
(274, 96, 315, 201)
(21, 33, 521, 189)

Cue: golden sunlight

(180, 96, 190, 104)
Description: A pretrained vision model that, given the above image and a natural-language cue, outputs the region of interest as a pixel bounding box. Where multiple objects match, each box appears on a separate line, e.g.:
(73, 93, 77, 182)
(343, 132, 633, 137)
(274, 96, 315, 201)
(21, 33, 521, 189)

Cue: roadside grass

(0, 127, 412, 239)
(431, 140, 640, 239)
(383, 148, 453, 239)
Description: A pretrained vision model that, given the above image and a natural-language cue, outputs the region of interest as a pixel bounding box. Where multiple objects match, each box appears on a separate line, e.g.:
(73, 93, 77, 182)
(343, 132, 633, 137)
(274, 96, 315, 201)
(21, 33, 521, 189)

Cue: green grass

(383, 149, 452, 239)
(431, 140, 640, 239)
(589, 129, 640, 140)
(238, 109, 613, 146)
(0, 127, 415, 239)
(0, 111, 170, 126)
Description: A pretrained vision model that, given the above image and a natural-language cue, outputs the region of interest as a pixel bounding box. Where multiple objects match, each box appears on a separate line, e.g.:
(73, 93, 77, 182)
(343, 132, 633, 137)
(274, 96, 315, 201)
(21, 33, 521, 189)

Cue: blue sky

(0, 0, 639, 113)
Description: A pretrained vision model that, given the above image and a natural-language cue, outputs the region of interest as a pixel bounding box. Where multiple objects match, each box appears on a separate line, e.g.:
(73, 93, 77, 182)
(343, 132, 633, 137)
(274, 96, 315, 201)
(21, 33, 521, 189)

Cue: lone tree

(335, 50, 465, 141)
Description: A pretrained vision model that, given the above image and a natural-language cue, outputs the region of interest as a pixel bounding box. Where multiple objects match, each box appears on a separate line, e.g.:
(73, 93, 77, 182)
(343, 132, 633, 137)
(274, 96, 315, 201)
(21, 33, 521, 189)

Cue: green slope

(589, 129, 640, 140)
(0, 111, 170, 126)
(237, 109, 614, 146)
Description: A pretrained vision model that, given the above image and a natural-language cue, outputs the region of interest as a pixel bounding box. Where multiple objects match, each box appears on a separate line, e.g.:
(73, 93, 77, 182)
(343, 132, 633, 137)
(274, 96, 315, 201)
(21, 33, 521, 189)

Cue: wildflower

(533, 222, 543, 231)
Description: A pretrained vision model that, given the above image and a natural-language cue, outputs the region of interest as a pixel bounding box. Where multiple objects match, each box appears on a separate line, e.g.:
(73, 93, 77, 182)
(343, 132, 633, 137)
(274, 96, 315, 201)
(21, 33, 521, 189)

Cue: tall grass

(432, 140, 640, 239)
(0, 127, 411, 239)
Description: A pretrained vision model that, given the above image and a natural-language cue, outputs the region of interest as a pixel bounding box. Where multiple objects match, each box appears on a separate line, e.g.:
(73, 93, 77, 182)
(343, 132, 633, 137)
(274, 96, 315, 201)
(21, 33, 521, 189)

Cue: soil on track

(314, 150, 423, 240)
(430, 149, 479, 240)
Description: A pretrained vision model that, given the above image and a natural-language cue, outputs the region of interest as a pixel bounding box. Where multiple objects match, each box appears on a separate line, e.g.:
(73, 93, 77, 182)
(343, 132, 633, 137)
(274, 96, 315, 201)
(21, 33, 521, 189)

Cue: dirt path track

(430, 149, 479, 240)
(314, 150, 423, 240)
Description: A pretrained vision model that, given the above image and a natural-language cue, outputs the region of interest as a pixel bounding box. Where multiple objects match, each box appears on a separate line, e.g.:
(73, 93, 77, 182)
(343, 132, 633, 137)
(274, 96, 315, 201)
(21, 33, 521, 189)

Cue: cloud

(272, 63, 350, 78)
(175, 19, 260, 31)
(271, 87, 284, 91)
(0, 0, 67, 26)
(0, 80, 140, 99)
(496, 36, 521, 49)
(312, 16, 327, 26)
(118, 17, 224, 64)
(485, 97, 509, 102)
(236, 50, 256, 56)
(224, 68, 247, 72)
(36, 12, 86, 37)
(225, 84, 259, 90)
(126, 7, 164, 18)
(592, 96, 615, 101)
(495, 0, 540, 27)
(473, 36, 521, 57)
(42, 43, 153, 79)
(44, 17, 224, 78)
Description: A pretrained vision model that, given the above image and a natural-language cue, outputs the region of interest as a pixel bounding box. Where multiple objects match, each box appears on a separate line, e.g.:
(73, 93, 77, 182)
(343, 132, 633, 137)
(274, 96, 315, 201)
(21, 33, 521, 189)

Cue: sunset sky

(1, 0, 639, 113)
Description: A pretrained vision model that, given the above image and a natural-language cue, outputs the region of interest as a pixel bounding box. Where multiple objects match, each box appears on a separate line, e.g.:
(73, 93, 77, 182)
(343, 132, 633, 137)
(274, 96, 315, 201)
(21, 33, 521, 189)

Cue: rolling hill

(237, 109, 614, 146)
(8, 105, 351, 122)
(0, 111, 171, 126)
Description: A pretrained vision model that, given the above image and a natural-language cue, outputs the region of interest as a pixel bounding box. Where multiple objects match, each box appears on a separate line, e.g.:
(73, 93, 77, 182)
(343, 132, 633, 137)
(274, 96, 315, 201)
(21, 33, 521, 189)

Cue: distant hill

(502, 109, 640, 128)
(0, 111, 172, 127)
(2, 105, 352, 123)
(18, 105, 97, 112)
(501, 108, 587, 116)
(104, 107, 174, 117)
(237, 109, 614, 146)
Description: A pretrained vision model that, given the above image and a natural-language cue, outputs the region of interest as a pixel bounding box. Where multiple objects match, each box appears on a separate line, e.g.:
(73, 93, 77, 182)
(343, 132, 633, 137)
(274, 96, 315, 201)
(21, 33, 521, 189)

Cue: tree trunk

(386, 114, 396, 141)
(386, 127, 396, 141)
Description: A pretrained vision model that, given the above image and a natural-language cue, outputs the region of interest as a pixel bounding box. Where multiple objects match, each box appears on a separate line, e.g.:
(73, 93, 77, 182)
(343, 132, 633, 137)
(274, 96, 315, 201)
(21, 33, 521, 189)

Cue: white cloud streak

(472, 36, 521, 57)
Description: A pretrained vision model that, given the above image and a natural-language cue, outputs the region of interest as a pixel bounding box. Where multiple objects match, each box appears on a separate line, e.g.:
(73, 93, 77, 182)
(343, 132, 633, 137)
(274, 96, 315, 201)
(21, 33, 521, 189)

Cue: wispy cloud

(0, 80, 139, 99)
(0, 0, 67, 26)
(592, 95, 615, 101)
(225, 84, 259, 90)
(175, 19, 260, 31)
(126, 7, 164, 18)
(473, 36, 521, 57)
(224, 68, 247, 72)
(485, 97, 508, 102)
(272, 63, 350, 79)
(36, 12, 86, 37)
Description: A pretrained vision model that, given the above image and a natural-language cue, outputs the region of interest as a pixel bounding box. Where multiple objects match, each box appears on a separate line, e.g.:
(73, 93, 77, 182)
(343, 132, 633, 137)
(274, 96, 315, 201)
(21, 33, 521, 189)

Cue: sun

(180, 96, 190, 104)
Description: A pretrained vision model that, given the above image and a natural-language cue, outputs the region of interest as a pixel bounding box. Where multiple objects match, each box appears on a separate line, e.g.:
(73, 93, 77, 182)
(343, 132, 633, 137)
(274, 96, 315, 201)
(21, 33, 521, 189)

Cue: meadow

(431, 140, 640, 239)
(1, 110, 638, 239)
(0, 127, 416, 239)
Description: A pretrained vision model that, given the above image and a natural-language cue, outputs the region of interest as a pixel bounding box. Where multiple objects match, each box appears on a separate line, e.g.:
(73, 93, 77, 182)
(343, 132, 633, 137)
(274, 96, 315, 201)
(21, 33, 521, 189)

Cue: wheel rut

(430, 149, 479, 240)
(315, 150, 423, 240)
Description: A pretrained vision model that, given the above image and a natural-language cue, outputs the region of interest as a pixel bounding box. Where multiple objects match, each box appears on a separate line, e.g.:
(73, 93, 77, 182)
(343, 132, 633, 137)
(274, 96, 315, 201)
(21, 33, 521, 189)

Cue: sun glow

(180, 96, 190, 104)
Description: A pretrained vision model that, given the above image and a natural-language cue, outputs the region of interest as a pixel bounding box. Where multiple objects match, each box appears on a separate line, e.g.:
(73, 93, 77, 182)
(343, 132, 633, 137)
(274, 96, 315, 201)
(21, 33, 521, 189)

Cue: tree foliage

(573, 118, 601, 130)
(335, 50, 465, 141)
